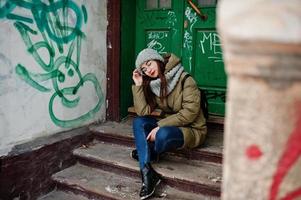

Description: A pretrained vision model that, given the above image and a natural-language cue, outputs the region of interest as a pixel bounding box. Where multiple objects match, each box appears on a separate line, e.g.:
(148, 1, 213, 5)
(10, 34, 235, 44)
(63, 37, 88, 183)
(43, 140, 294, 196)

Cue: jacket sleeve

(132, 85, 153, 116)
(157, 77, 200, 127)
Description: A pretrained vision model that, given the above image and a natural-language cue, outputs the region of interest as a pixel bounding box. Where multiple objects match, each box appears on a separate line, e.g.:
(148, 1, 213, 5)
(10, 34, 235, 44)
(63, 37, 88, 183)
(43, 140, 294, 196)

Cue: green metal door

(182, 0, 226, 115)
(135, 0, 184, 56)
(134, 0, 226, 116)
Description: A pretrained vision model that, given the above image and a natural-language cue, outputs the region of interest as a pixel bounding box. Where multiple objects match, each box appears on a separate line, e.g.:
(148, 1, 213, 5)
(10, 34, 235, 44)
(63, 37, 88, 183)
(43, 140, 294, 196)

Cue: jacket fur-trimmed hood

(164, 53, 181, 74)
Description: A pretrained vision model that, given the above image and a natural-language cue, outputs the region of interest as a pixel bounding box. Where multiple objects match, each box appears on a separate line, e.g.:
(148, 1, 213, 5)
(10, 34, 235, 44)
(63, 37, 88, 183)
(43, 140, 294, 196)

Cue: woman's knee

(155, 127, 184, 153)
(133, 116, 154, 127)
(133, 116, 144, 124)
(155, 128, 170, 142)
(133, 116, 157, 138)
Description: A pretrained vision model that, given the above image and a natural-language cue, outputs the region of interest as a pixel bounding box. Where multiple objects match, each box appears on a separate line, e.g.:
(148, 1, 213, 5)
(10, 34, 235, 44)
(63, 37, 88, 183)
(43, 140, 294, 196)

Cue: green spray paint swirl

(1, 0, 104, 128)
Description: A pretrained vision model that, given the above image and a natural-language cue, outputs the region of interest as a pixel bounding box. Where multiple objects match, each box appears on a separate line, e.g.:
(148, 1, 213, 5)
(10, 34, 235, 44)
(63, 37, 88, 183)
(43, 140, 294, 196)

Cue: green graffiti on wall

(1, 0, 104, 128)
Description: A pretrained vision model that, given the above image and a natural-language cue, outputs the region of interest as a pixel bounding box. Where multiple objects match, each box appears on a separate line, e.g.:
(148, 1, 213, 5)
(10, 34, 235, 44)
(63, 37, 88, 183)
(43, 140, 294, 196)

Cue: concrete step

(52, 163, 219, 200)
(73, 141, 222, 197)
(38, 190, 90, 200)
(89, 121, 223, 163)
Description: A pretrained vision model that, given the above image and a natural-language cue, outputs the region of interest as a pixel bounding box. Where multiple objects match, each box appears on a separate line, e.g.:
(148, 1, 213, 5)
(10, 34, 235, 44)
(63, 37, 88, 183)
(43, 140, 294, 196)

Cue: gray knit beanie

(135, 48, 164, 70)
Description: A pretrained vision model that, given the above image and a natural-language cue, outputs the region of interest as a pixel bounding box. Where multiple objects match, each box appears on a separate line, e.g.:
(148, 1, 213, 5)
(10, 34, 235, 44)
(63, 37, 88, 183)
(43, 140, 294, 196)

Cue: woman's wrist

(134, 81, 142, 86)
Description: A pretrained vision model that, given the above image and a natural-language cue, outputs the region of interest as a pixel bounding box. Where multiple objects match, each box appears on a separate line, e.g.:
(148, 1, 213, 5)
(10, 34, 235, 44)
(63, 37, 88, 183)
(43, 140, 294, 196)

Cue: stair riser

(92, 132, 134, 147)
(167, 151, 222, 164)
(92, 132, 222, 164)
(207, 123, 224, 130)
(164, 177, 221, 197)
(75, 155, 221, 197)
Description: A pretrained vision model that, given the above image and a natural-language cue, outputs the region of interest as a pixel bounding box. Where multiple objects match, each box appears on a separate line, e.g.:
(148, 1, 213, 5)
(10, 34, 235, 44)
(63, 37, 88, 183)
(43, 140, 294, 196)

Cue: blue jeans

(133, 116, 184, 169)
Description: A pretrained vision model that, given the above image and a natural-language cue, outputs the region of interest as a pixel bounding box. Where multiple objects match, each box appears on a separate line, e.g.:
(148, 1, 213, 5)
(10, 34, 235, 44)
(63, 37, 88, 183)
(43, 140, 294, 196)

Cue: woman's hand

(132, 69, 143, 86)
(147, 126, 159, 142)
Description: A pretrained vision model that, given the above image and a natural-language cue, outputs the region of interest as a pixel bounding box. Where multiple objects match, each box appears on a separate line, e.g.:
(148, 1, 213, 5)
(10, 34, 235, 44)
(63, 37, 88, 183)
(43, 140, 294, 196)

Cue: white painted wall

(0, 0, 107, 156)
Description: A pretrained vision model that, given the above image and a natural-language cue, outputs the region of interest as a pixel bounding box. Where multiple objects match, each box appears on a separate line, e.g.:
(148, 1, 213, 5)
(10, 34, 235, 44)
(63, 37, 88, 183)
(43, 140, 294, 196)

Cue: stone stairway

(38, 118, 224, 200)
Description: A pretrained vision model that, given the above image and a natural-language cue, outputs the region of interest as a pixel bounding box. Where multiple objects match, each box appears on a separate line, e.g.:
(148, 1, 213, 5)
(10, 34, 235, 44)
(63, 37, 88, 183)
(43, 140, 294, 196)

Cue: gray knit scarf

(150, 64, 184, 97)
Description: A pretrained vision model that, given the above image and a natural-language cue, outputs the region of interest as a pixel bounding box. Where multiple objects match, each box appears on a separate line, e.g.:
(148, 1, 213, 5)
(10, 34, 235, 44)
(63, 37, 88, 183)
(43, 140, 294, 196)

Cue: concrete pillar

(218, 1, 301, 199)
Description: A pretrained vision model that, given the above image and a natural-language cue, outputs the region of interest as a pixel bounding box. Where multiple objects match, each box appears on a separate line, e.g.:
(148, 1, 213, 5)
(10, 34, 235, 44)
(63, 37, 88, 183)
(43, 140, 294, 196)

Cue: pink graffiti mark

(246, 144, 262, 160)
(269, 102, 301, 200)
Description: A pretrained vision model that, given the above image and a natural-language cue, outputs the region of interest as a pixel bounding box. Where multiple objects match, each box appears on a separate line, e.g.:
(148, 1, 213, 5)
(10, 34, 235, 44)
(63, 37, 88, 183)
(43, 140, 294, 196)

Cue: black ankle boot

(131, 149, 139, 161)
(130, 149, 160, 162)
(139, 163, 161, 200)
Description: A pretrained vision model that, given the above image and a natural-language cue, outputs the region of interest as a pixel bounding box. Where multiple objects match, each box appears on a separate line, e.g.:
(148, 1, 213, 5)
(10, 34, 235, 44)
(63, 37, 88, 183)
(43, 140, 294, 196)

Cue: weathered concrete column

(218, 1, 301, 200)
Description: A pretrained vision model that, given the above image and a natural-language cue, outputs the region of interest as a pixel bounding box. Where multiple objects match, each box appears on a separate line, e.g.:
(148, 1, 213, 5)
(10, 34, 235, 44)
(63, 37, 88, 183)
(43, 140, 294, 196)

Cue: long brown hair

(142, 55, 170, 112)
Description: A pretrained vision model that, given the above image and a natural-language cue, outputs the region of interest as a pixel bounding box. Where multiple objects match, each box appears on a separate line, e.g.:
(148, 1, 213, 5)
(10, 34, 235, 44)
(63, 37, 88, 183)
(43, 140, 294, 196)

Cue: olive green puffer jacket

(132, 54, 207, 149)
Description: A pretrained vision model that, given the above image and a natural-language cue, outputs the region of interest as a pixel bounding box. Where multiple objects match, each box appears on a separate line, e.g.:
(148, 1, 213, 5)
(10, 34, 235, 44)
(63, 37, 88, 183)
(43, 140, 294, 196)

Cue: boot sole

(140, 179, 161, 200)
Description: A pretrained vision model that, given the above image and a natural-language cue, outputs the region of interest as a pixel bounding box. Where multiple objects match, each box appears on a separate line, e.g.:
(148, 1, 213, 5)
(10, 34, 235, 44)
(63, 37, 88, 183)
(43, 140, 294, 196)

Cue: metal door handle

(187, 0, 208, 20)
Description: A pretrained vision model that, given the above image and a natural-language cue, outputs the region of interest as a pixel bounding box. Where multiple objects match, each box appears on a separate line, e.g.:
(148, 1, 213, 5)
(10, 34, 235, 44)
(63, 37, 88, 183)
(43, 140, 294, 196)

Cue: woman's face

(140, 60, 159, 78)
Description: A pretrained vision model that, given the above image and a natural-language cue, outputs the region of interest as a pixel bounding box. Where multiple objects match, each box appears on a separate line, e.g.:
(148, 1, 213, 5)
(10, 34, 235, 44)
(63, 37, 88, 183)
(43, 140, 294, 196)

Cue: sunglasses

(139, 67, 148, 76)
(139, 61, 152, 76)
